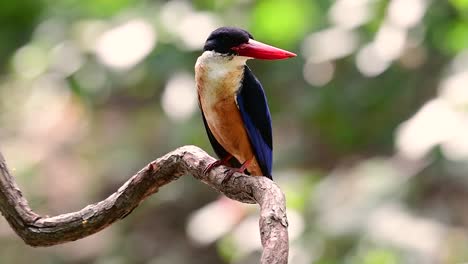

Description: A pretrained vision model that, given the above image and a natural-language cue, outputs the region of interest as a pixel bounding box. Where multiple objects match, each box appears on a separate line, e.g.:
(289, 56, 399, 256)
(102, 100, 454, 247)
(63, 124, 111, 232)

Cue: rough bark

(0, 145, 289, 264)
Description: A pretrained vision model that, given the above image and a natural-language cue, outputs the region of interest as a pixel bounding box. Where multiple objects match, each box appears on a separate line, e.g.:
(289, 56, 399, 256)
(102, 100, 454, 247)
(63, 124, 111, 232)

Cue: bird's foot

(221, 169, 237, 185)
(221, 159, 252, 185)
(203, 155, 233, 175)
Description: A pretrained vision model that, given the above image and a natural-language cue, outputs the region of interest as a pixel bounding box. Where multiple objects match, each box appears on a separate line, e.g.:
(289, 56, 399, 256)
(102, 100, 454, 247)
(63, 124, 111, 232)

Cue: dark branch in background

(0, 145, 289, 264)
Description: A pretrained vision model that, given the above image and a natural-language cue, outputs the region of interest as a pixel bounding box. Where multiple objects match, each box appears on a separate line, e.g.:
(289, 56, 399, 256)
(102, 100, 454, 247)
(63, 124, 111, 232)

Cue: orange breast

(196, 64, 263, 176)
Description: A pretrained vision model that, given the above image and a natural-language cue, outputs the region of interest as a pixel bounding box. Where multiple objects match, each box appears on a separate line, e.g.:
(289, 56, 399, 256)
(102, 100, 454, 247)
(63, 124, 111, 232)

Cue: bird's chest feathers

(195, 52, 250, 146)
(196, 53, 248, 116)
(196, 54, 246, 108)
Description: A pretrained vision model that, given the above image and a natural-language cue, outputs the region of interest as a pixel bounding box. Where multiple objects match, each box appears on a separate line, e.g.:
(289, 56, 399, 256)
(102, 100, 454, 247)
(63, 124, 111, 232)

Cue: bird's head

(203, 27, 296, 60)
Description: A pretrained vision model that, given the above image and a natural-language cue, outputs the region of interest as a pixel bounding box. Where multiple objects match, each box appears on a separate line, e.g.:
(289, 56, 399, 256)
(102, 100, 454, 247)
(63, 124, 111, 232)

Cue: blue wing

(236, 66, 273, 179)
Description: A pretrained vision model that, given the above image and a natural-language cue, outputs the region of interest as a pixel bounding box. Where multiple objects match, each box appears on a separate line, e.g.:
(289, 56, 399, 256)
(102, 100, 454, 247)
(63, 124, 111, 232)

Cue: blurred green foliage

(0, 0, 468, 263)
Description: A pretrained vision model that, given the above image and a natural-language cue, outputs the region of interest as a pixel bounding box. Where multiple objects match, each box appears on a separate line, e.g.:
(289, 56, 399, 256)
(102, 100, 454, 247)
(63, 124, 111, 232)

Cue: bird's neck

(195, 51, 250, 98)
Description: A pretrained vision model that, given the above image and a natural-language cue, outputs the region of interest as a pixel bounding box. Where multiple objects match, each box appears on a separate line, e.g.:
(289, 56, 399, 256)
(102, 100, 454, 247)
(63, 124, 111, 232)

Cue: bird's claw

(203, 160, 222, 174)
(203, 155, 233, 175)
(221, 169, 235, 185)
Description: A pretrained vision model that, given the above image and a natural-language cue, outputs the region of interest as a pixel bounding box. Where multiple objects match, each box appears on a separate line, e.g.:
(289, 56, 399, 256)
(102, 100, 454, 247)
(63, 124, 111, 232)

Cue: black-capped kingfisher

(196, 27, 296, 180)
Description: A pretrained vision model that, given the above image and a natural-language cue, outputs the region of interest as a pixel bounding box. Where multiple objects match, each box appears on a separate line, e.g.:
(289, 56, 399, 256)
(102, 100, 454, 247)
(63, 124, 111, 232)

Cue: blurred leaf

(47, 0, 137, 17)
(363, 0, 388, 35)
(445, 20, 468, 52)
(193, 0, 235, 10)
(251, 0, 317, 47)
(0, 0, 42, 68)
(84, 0, 137, 17)
(217, 236, 238, 262)
(359, 248, 399, 264)
(284, 173, 319, 212)
(450, 0, 468, 13)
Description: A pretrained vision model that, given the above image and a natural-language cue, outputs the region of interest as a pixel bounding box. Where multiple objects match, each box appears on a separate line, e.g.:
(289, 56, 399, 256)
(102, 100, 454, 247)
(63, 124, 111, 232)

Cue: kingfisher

(195, 27, 296, 180)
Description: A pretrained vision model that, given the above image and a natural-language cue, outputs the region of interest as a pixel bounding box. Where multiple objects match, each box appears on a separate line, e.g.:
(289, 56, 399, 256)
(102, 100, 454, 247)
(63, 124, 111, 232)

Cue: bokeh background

(0, 0, 468, 263)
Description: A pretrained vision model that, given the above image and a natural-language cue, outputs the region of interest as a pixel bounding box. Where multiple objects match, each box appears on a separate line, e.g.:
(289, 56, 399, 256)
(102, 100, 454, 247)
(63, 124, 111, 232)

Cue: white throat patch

(195, 51, 250, 77)
(195, 51, 250, 96)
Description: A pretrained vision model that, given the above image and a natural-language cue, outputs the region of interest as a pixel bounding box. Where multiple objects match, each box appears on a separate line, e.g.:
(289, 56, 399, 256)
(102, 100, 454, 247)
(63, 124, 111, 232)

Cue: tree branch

(0, 145, 289, 264)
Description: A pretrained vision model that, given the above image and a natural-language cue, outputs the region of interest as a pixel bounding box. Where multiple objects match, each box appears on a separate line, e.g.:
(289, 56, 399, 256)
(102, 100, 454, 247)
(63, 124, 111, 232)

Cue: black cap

(203, 27, 254, 55)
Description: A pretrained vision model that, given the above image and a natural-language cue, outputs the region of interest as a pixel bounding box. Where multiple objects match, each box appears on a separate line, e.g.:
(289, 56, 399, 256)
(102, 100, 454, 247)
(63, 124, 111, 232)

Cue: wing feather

(236, 66, 273, 179)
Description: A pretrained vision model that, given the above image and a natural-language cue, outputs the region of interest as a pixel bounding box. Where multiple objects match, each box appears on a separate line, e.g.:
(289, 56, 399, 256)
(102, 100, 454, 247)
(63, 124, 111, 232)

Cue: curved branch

(0, 145, 288, 264)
